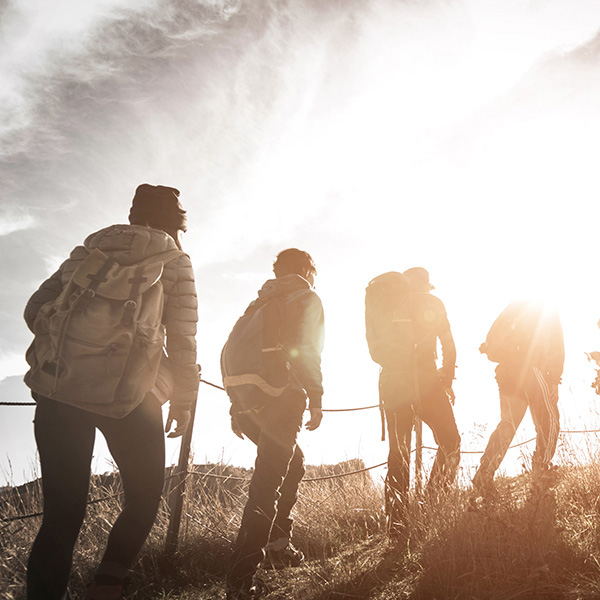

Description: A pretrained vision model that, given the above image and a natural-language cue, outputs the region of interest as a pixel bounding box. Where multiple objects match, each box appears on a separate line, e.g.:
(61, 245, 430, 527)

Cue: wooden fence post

(165, 365, 201, 555)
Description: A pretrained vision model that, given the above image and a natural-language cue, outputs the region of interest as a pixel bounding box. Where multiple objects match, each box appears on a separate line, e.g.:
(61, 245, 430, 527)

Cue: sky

(2, 0, 600, 488)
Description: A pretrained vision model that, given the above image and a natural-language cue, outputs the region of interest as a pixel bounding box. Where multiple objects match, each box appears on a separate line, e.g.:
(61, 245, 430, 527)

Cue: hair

(273, 248, 316, 279)
(128, 184, 187, 248)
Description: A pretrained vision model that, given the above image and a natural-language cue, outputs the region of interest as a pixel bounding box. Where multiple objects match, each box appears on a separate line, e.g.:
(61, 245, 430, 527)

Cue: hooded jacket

(223, 274, 324, 410)
(24, 224, 199, 413)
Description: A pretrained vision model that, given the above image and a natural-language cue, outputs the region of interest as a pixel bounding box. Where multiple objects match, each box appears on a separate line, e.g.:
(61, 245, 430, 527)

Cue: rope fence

(0, 462, 389, 524)
(4, 376, 600, 540)
(197, 378, 379, 412)
(1, 491, 123, 524)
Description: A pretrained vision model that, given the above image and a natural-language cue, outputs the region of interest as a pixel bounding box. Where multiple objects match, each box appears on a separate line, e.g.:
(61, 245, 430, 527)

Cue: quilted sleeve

(162, 253, 199, 410)
(286, 290, 325, 409)
(23, 245, 88, 332)
(24, 270, 63, 332)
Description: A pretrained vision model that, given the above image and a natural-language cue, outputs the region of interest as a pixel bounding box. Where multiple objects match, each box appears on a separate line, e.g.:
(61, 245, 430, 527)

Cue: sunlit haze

(2, 0, 600, 487)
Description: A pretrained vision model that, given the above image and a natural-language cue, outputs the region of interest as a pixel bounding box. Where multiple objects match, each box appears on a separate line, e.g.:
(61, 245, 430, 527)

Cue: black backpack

(482, 301, 534, 364)
(221, 296, 290, 407)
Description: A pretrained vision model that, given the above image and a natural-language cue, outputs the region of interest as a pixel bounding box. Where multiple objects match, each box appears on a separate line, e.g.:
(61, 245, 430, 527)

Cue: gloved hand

(165, 407, 191, 438)
(305, 407, 323, 431)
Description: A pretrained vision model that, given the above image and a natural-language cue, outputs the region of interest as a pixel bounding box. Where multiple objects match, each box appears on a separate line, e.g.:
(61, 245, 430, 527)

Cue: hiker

(365, 267, 460, 536)
(23, 184, 199, 600)
(221, 248, 324, 600)
(473, 300, 564, 495)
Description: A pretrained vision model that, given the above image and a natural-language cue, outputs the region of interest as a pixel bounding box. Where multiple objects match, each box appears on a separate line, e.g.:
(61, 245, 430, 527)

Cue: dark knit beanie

(128, 184, 188, 232)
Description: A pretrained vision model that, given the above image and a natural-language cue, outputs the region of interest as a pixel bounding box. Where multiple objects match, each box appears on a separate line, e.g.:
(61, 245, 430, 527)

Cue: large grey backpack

(24, 247, 183, 417)
(365, 271, 418, 408)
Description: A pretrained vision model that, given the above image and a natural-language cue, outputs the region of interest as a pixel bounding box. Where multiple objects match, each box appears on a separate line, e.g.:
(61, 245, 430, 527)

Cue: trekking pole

(380, 395, 386, 442)
(414, 416, 423, 496)
(411, 340, 423, 497)
(165, 364, 201, 555)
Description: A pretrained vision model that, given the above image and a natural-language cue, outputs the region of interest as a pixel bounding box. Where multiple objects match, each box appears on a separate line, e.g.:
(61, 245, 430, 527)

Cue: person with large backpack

(365, 267, 460, 537)
(23, 184, 199, 600)
(221, 248, 324, 600)
(473, 300, 564, 496)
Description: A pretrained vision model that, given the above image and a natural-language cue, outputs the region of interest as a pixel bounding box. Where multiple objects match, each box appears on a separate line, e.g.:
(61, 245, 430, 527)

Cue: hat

(128, 184, 187, 232)
(403, 267, 434, 291)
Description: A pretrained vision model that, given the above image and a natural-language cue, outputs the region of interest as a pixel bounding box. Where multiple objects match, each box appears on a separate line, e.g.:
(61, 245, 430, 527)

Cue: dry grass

(4, 449, 600, 599)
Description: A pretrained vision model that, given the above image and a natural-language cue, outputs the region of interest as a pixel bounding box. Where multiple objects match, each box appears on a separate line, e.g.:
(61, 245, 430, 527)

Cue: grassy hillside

(3, 454, 600, 599)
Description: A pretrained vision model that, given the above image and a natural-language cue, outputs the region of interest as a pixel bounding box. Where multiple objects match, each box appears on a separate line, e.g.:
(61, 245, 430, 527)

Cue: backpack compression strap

(121, 249, 185, 326)
(122, 265, 148, 326)
(77, 255, 119, 309)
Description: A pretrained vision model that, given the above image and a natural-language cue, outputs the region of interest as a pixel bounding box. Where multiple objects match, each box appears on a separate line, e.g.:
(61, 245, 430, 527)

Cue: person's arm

(288, 291, 325, 411)
(23, 246, 88, 331)
(544, 313, 565, 384)
(162, 254, 199, 437)
(24, 270, 63, 331)
(435, 298, 457, 387)
(438, 324, 457, 387)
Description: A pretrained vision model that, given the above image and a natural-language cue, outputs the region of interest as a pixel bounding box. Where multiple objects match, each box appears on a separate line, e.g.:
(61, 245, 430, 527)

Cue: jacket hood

(83, 224, 179, 265)
(257, 274, 311, 300)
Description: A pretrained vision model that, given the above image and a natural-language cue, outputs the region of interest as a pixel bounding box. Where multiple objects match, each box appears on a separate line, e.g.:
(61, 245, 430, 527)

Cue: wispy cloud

(0, 351, 28, 382)
(0, 205, 34, 236)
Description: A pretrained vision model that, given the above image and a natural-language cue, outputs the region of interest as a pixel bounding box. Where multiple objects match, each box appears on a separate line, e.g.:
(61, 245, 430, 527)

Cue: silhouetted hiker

(365, 267, 460, 537)
(221, 248, 324, 600)
(587, 349, 600, 396)
(586, 318, 600, 395)
(23, 184, 198, 600)
(473, 300, 564, 496)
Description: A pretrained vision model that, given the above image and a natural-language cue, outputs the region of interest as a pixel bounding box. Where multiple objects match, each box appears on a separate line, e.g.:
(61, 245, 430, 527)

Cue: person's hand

(231, 416, 244, 439)
(165, 407, 191, 438)
(437, 367, 454, 389)
(305, 407, 323, 431)
(546, 373, 562, 386)
(445, 387, 456, 406)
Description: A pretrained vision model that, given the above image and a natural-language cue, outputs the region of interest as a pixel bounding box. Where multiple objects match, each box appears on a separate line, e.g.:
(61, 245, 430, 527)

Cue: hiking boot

(387, 519, 409, 545)
(530, 463, 559, 495)
(472, 469, 497, 498)
(264, 541, 304, 569)
(226, 575, 267, 600)
(85, 582, 124, 600)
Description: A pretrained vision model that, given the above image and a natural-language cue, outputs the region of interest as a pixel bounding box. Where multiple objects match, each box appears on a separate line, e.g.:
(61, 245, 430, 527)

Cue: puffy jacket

(24, 224, 199, 413)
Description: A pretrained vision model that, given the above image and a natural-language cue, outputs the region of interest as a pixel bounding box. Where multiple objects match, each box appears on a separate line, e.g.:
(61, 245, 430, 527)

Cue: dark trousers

(229, 393, 306, 583)
(478, 366, 560, 476)
(381, 369, 460, 525)
(27, 395, 165, 600)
